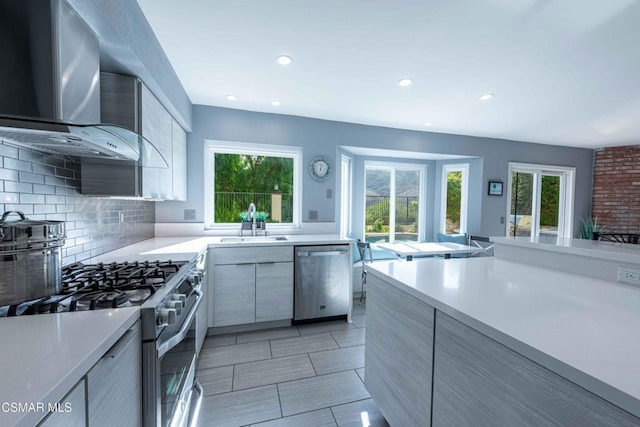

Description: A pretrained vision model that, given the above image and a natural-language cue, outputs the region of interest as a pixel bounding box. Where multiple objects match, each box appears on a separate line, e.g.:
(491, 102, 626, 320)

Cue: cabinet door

(214, 264, 255, 326)
(87, 322, 141, 427)
(171, 119, 187, 201)
(38, 379, 86, 426)
(256, 262, 293, 322)
(141, 84, 173, 199)
(432, 311, 640, 427)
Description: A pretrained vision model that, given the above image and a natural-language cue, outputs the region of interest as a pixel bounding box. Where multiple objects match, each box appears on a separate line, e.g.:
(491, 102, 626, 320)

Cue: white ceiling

(136, 0, 640, 148)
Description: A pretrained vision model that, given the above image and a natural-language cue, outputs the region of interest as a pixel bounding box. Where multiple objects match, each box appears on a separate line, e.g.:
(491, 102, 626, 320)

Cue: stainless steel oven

(141, 256, 205, 427)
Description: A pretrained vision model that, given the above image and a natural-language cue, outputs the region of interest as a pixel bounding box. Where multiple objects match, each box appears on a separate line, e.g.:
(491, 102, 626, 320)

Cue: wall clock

(309, 156, 332, 181)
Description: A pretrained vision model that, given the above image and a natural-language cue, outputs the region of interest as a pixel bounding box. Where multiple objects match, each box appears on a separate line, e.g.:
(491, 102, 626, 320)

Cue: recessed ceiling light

(479, 93, 494, 101)
(225, 95, 238, 101)
(276, 55, 293, 65)
(398, 78, 413, 87)
(270, 100, 281, 106)
(423, 121, 434, 126)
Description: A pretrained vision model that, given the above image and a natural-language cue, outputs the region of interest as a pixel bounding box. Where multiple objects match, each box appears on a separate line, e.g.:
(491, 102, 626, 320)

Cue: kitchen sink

(219, 236, 290, 243)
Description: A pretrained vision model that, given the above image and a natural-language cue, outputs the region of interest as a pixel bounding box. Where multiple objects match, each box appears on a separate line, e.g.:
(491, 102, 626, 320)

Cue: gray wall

(0, 142, 155, 265)
(155, 105, 595, 237)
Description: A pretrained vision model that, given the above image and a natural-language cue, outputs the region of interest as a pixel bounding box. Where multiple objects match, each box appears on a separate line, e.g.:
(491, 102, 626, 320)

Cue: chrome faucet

(248, 203, 257, 237)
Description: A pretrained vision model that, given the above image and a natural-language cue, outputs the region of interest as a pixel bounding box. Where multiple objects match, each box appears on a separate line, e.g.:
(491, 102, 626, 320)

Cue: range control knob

(156, 308, 177, 327)
(188, 270, 203, 285)
(171, 293, 187, 306)
(166, 300, 182, 315)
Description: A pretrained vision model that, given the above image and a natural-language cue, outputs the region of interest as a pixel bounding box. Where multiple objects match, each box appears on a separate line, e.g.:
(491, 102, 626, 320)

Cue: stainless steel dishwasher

(294, 244, 350, 322)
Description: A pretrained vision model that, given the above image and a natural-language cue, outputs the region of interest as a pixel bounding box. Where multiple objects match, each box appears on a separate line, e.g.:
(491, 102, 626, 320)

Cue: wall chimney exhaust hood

(0, 0, 167, 167)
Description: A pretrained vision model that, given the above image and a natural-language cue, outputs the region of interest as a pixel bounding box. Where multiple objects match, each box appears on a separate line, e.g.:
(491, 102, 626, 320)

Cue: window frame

(203, 140, 303, 231)
(340, 154, 353, 238)
(440, 163, 470, 235)
(363, 160, 426, 243)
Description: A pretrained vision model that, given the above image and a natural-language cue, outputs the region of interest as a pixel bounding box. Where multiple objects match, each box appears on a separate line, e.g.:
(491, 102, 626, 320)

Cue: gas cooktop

(0, 260, 187, 317)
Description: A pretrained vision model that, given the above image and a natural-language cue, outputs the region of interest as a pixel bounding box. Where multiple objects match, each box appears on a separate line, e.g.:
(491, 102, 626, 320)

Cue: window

(506, 163, 575, 239)
(340, 154, 353, 238)
(204, 141, 302, 229)
(364, 161, 425, 243)
(440, 164, 469, 235)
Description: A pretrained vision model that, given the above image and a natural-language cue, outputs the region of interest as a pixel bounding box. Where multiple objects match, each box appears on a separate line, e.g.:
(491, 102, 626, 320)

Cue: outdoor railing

(215, 191, 293, 222)
(365, 195, 418, 225)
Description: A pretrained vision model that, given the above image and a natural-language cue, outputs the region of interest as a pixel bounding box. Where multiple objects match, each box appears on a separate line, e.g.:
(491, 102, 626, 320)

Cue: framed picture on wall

(488, 180, 503, 196)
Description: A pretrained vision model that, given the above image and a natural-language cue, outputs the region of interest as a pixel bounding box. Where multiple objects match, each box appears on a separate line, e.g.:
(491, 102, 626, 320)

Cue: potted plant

(255, 211, 269, 230)
(577, 216, 605, 240)
(239, 212, 252, 231)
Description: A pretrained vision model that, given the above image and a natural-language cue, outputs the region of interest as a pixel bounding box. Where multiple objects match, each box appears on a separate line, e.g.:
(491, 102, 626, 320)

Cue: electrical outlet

(184, 209, 196, 221)
(309, 210, 318, 220)
(617, 266, 640, 286)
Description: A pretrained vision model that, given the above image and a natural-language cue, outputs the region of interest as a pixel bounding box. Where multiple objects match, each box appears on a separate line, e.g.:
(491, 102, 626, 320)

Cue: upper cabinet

(141, 84, 173, 199)
(171, 118, 188, 201)
(81, 72, 187, 200)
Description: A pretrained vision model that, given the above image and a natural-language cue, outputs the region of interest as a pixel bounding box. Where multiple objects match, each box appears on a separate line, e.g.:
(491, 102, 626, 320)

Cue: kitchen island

(366, 257, 640, 426)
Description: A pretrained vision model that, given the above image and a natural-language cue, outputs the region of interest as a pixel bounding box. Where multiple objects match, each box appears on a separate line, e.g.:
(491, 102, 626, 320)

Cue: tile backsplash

(0, 141, 155, 265)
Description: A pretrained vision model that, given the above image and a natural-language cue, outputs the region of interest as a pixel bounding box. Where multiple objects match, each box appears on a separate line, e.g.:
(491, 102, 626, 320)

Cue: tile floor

(195, 299, 389, 427)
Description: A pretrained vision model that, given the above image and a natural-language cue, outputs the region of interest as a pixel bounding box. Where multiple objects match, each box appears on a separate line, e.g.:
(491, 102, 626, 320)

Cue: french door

(364, 162, 425, 243)
(506, 163, 575, 239)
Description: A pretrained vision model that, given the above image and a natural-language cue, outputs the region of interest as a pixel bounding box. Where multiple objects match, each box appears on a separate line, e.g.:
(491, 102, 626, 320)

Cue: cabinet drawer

(214, 245, 293, 265)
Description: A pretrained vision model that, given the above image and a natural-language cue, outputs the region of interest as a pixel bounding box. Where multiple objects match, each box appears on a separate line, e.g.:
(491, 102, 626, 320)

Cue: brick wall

(0, 141, 155, 265)
(592, 145, 640, 233)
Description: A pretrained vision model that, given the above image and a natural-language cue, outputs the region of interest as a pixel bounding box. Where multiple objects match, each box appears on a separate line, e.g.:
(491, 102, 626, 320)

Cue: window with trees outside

(364, 161, 425, 243)
(440, 164, 469, 234)
(204, 141, 302, 229)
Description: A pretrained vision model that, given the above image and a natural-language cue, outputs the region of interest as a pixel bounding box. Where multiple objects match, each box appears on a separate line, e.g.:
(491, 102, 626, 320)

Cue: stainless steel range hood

(0, 0, 166, 167)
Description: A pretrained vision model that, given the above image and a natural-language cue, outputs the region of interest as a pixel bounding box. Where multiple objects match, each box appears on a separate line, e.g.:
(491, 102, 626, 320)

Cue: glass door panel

(395, 170, 419, 242)
(539, 175, 560, 237)
(509, 172, 534, 237)
(445, 171, 462, 234)
(365, 168, 391, 243)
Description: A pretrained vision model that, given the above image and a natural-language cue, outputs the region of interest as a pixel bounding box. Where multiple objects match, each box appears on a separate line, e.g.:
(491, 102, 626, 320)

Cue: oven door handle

(189, 378, 204, 427)
(157, 287, 203, 358)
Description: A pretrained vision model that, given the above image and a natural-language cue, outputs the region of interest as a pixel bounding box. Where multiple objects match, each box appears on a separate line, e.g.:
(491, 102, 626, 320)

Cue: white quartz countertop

(491, 236, 640, 264)
(0, 307, 140, 427)
(88, 234, 350, 264)
(368, 257, 640, 418)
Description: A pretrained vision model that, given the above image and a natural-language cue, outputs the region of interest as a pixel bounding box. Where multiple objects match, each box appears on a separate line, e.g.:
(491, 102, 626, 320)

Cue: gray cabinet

(83, 72, 187, 199)
(141, 84, 173, 199)
(364, 274, 434, 427)
(214, 264, 255, 326)
(38, 379, 86, 427)
(211, 246, 294, 327)
(86, 321, 141, 427)
(432, 311, 640, 427)
(256, 262, 294, 322)
(172, 118, 187, 201)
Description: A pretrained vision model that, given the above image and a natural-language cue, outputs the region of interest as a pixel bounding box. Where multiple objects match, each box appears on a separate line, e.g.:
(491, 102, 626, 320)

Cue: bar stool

(356, 239, 373, 304)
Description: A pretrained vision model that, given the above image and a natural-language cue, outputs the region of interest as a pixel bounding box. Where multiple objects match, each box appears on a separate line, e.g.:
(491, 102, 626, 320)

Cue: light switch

(326, 189, 332, 199)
